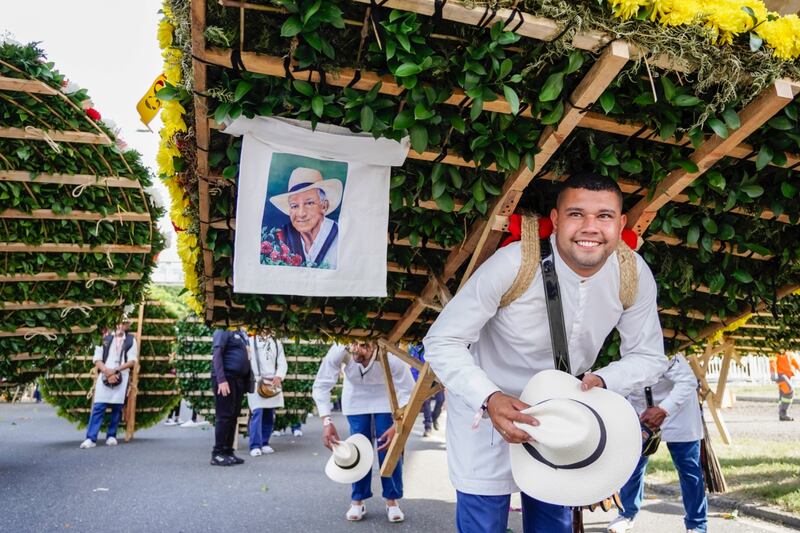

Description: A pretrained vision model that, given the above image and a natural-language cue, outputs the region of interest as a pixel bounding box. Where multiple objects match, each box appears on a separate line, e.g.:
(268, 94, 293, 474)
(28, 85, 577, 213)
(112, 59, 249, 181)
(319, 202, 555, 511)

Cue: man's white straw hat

(325, 433, 374, 484)
(270, 167, 343, 216)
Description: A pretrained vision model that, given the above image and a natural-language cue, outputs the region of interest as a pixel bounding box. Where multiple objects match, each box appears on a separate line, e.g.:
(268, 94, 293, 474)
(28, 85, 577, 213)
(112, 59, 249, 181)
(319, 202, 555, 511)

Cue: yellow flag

(136, 73, 168, 126)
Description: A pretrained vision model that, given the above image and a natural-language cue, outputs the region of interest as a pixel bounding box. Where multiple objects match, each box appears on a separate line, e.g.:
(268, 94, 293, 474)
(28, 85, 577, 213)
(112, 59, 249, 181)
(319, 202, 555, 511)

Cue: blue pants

(249, 408, 274, 450)
(619, 440, 707, 532)
(423, 390, 445, 430)
(347, 413, 403, 501)
(456, 491, 572, 533)
(85, 402, 124, 442)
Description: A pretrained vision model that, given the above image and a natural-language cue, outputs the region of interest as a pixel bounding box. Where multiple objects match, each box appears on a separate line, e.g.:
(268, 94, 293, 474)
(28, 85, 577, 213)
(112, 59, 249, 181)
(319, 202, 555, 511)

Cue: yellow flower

(703, 0, 766, 44)
(162, 48, 183, 85)
(157, 137, 181, 177)
(161, 100, 187, 137)
(157, 19, 174, 49)
(609, 0, 650, 20)
(709, 313, 752, 344)
(161, 0, 173, 21)
(758, 14, 800, 60)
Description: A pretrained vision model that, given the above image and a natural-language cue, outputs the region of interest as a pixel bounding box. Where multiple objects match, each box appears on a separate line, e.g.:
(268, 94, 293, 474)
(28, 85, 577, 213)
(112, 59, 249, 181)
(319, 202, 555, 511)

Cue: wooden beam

(647, 233, 773, 261)
(0, 299, 121, 311)
(0, 272, 142, 283)
(377, 338, 425, 371)
(377, 347, 402, 420)
(0, 326, 96, 338)
(0, 243, 151, 254)
(659, 308, 722, 322)
(679, 283, 800, 350)
(459, 40, 630, 286)
(0, 209, 151, 222)
(193, 0, 215, 323)
(0, 75, 59, 95)
(0, 170, 140, 188)
(627, 79, 800, 235)
(125, 302, 146, 442)
(0, 126, 112, 145)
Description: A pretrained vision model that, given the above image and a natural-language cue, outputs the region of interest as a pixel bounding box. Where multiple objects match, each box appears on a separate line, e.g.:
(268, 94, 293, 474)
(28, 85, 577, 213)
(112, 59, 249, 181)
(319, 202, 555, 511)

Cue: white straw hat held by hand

(325, 433, 374, 484)
(509, 369, 641, 507)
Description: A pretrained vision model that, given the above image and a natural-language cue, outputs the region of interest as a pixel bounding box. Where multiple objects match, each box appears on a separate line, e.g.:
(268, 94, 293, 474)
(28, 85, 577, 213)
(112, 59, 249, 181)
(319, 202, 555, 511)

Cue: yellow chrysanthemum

(156, 138, 181, 177)
(709, 313, 752, 343)
(703, 0, 766, 44)
(161, 0, 173, 21)
(758, 14, 800, 60)
(651, 0, 702, 25)
(157, 19, 174, 49)
(162, 48, 183, 85)
(161, 100, 188, 137)
(609, 0, 650, 20)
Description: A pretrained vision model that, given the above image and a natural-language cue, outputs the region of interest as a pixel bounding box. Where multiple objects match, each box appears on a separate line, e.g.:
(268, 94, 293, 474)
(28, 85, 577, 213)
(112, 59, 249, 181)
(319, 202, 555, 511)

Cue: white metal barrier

(705, 354, 772, 385)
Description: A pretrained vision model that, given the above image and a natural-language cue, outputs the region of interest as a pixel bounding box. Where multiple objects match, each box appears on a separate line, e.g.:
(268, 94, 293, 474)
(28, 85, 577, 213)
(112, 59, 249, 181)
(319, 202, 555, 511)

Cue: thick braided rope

(617, 240, 638, 310)
(499, 215, 540, 307)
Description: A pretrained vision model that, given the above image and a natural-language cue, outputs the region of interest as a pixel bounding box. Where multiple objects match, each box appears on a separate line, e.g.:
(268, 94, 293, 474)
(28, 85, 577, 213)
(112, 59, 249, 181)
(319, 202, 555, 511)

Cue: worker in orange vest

(770, 351, 800, 421)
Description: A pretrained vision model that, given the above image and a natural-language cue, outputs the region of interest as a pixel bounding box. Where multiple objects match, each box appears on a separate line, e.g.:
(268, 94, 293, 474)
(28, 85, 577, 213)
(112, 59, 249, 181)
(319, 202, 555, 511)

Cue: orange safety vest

(770, 353, 800, 379)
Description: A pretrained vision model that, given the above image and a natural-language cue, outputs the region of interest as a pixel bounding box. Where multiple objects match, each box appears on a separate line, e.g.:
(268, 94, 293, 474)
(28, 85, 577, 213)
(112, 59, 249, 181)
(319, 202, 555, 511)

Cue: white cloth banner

(222, 117, 409, 297)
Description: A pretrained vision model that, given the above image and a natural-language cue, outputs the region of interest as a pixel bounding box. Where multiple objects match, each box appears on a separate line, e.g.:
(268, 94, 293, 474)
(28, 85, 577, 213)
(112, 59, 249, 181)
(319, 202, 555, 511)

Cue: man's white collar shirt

(423, 237, 667, 495)
(312, 344, 415, 417)
(92, 336, 138, 405)
(305, 217, 337, 268)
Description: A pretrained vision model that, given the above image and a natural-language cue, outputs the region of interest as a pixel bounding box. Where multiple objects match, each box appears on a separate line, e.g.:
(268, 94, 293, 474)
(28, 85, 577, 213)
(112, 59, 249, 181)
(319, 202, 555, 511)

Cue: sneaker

(780, 415, 794, 421)
(271, 430, 283, 437)
(179, 420, 197, 428)
(433, 420, 440, 431)
(422, 429, 431, 437)
(261, 445, 275, 454)
(386, 504, 405, 523)
(229, 454, 245, 465)
(210, 454, 234, 466)
(293, 428, 303, 437)
(106, 437, 118, 446)
(346, 503, 366, 521)
(175, 418, 184, 424)
(195, 420, 210, 427)
(164, 418, 177, 426)
(79, 438, 96, 449)
(250, 448, 262, 457)
(607, 515, 635, 532)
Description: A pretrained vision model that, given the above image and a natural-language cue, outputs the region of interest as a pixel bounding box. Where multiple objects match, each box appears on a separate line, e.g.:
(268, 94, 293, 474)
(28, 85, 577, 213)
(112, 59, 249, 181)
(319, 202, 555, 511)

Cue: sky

(3, 0, 183, 283)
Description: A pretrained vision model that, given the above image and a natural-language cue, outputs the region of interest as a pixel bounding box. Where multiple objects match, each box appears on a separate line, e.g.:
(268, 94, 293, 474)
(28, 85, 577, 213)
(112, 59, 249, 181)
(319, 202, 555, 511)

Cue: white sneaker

(272, 429, 284, 437)
(175, 418, 184, 424)
(293, 429, 303, 437)
(164, 418, 177, 426)
(261, 445, 275, 454)
(386, 504, 405, 523)
(79, 438, 96, 449)
(195, 420, 210, 426)
(607, 515, 635, 532)
(106, 437, 118, 446)
(250, 448, 262, 457)
(179, 420, 197, 428)
(346, 503, 366, 521)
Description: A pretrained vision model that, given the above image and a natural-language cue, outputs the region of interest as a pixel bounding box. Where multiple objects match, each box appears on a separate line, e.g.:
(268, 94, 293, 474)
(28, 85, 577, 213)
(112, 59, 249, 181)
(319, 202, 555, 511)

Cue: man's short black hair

(556, 172, 623, 209)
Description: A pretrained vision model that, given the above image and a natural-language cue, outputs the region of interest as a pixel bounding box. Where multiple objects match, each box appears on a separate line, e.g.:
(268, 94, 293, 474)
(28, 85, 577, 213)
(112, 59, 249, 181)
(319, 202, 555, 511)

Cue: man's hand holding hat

(486, 392, 539, 444)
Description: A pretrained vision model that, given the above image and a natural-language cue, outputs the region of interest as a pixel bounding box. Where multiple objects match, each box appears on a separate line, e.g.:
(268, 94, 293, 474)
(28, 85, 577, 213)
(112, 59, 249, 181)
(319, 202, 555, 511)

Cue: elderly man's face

(288, 188, 328, 234)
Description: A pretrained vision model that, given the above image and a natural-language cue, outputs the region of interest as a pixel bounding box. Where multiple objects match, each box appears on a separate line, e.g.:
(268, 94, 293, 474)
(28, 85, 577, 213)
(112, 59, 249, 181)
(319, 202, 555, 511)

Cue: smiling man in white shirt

(313, 342, 415, 524)
(423, 173, 667, 533)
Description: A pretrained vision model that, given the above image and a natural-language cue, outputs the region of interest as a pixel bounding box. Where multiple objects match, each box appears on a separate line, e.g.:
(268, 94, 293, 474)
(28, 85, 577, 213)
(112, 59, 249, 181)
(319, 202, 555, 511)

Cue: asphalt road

(0, 402, 794, 533)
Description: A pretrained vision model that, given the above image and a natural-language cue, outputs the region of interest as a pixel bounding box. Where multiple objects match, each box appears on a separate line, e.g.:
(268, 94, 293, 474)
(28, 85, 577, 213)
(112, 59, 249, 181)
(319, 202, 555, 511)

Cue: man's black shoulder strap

(101, 333, 134, 364)
(316, 223, 338, 264)
(539, 238, 571, 374)
(101, 335, 113, 364)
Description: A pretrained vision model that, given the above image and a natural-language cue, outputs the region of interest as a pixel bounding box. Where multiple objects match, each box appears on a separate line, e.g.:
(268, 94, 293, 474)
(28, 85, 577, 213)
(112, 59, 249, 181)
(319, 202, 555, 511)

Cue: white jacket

(247, 335, 287, 410)
(423, 238, 668, 495)
(312, 344, 415, 417)
(628, 354, 703, 443)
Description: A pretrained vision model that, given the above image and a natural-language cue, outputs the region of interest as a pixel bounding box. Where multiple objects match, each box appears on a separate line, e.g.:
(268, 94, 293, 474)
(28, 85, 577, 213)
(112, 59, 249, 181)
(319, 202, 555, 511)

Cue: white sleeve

(312, 345, 347, 417)
(594, 257, 668, 396)
(423, 245, 519, 412)
(390, 355, 416, 407)
(92, 345, 103, 363)
(128, 338, 138, 362)
(276, 340, 288, 380)
(659, 355, 698, 416)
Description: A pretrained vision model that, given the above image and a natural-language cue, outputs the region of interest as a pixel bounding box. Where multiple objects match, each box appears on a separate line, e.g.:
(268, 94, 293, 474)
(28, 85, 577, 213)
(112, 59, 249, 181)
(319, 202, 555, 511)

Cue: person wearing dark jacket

(210, 327, 252, 466)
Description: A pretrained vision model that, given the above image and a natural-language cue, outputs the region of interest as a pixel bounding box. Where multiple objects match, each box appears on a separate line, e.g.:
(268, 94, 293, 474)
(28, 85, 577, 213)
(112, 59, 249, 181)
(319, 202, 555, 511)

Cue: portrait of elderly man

(267, 167, 343, 269)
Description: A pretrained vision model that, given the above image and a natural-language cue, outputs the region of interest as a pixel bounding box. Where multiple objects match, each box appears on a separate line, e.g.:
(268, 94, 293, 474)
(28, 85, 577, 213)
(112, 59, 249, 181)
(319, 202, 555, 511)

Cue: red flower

(280, 244, 289, 255)
(270, 251, 280, 262)
(275, 229, 284, 242)
(86, 108, 101, 121)
(290, 255, 302, 266)
(261, 241, 273, 254)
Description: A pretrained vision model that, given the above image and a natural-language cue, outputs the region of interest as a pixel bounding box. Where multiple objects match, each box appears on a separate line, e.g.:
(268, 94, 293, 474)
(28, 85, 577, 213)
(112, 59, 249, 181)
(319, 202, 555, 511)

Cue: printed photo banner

(222, 117, 409, 297)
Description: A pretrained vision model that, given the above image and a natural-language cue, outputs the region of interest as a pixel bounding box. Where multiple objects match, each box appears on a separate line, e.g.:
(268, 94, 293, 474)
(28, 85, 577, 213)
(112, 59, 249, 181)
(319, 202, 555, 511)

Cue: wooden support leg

(124, 302, 146, 442)
(380, 362, 442, 477)
(378, 346, 401, 419)
(705, 392, 732, 445)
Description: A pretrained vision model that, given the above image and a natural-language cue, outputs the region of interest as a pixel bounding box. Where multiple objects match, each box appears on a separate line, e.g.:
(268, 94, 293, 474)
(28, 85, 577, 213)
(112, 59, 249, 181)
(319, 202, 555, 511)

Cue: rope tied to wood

(85, 277, 117, 288)
(60, 305, 92, 318)
(72, 183, 90, 197)
(24, 126, 62, 153)
(23, 331, 58, 341)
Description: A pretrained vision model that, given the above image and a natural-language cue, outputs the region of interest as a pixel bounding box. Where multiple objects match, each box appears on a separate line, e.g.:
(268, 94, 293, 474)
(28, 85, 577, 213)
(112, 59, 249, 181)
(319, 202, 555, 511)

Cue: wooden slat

(460, 40, 630, 285)
(1, 298, 121, 311)
(0, 272, 142, 283)
(627, 79, 800, 235)
(0, 75, 59, 95)
(646, 233, 773, 260)
(578, 112, 800, 173)
(0, 170, 140, 188)
(659, 308, 722, 322)
(0, 126, 112, 145)
(0, 243, 151, 254)
(0, 325, 95, 338)
(0, 209, 150, 222)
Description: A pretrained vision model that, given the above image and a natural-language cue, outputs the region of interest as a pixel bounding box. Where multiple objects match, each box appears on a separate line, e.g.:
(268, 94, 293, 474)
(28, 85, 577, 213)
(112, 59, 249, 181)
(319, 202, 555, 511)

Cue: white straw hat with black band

(325, 433, 374, 484)
(269, 167, 343, 216)
(509, 369, 641, 506)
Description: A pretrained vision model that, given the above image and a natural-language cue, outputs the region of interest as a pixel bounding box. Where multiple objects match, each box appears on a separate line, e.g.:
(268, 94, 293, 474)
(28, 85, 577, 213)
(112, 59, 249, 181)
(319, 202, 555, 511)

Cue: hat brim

(509, 370, 641, 507)
(325, 433, 374, 484)
(269, 179, 343, 216)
